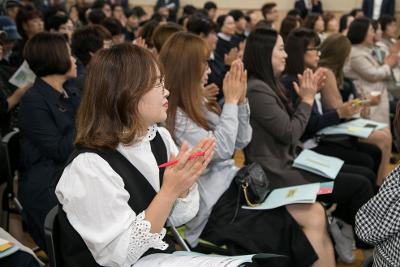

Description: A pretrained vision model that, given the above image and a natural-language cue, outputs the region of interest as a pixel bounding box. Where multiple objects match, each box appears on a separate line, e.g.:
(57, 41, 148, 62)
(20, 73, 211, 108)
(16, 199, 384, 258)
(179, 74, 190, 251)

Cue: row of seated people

(6, 27, 397, 267)
(0, 4, 399, 267)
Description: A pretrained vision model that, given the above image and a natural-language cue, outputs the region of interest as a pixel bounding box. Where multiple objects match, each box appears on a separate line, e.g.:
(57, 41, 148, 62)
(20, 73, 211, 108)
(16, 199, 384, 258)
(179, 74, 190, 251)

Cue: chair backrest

(1, 129, 20, 187)
(44, 205, 61, 267)
(360, 255, 374, 267)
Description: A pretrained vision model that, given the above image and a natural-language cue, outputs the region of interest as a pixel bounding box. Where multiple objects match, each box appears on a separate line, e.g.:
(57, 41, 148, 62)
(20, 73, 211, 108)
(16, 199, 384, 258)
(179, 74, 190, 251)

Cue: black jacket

(362, 0, 395, 18)
(18, 77, 80, 249)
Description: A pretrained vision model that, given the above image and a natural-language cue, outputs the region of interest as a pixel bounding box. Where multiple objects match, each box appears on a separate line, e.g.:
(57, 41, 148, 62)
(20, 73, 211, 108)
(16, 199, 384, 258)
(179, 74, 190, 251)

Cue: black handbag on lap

(230, 163, 271, 223)
(234, 162, 271, 207)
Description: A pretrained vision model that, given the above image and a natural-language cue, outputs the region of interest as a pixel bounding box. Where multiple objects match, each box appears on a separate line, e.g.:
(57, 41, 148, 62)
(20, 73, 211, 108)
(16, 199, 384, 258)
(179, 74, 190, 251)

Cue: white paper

(9, 61, 36, 88)
(134, 252, 255, 267)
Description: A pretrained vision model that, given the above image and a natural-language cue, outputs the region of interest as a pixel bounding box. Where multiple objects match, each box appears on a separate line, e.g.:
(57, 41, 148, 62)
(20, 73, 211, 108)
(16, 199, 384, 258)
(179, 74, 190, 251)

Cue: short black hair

(379, 15, 396, 32)
(183, 4, 197, 16)
(228, 9, 245, 22)
(187, 14, 216, 36)
(347, 17, 371, 45)
(203, 1, 217, 10)
(101, 17, 123, 36)
(285, 27, 320, 75)
(261, 2, 276, 18)
(132, 6, 146, 18)
(45, 13, 69, 31)
(16, 4, 42, 39)
(92, 0, 110, 10)
(71, 25, 111, 66)
(287, 9, 301, 18)
(339, 14, 351, 33)
(88, 8, 106, 24)
(350, 8, 363, 17)
(24, 32, 71, 77)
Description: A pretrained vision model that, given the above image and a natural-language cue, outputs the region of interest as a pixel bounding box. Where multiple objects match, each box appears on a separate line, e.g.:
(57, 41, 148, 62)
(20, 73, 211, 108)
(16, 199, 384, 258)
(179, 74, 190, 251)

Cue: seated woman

(244, 27, 374, 261)
(55, 44, 215, 267)
(344, 17, 397, 125)
(318, 32, 391, 186)
(282, 29, 381, 188)
(161, 31, 333, 267)
(355, 104, 400, 267)
(18, 32, 79, 250)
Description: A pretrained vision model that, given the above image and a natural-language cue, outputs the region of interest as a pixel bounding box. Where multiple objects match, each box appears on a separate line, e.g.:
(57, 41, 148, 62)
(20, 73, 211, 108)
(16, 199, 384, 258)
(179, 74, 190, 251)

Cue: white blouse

(55, 126, 200, 267)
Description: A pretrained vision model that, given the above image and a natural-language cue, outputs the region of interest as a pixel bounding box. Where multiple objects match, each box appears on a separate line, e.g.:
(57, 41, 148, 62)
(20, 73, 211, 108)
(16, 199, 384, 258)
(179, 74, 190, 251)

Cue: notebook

(317, 118, 388, 138)
(293, 149, 344, 179)
(242, 183, 320, 210)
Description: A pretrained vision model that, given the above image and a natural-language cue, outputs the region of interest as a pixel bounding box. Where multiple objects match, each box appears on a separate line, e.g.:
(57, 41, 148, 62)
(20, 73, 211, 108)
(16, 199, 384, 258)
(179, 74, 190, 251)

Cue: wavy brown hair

(319, 33, 351, 88)
(159, 32, 211, 137)
(75, 43, 161, 149)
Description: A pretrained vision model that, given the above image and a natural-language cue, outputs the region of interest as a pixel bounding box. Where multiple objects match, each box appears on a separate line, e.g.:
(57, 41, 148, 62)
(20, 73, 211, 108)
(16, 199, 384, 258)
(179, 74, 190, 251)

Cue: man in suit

(362, 0, 395, 20)
(294, 0, 323, 19)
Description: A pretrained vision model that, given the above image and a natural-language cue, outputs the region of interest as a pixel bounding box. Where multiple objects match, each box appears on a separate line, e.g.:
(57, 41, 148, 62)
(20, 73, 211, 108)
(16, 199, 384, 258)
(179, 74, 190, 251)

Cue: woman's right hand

(293, 68, 323, 105)
(223, 59, 246, 105)
(384, 54, 398, 68)
(161, 138, 215, 199)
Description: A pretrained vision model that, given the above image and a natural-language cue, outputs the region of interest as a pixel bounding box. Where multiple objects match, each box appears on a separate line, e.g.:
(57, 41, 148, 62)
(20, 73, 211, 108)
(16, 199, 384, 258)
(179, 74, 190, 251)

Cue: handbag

(230, 163, 271, 224)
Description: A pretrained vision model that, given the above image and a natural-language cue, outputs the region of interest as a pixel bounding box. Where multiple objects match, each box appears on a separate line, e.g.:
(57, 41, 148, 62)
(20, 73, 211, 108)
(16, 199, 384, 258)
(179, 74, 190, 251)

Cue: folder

(317, 118, 388, 138)
(242, 183, 320, 210)
(293, 149, 344, 179)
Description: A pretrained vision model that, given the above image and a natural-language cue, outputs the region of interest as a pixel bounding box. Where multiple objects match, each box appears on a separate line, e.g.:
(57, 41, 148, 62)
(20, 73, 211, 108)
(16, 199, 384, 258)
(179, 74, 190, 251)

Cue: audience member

(323, 12, 339, 37)
(362, 0, 395, 20)
(261, 2, 278, 28)
(355, 103, 400, 267)
(294, 0, 323, 19)
(71, 24, 112, 90)
(92, 0, 112, 18)
(228, 9, 247, 42)
(203, 1, 217, 21)
(1, 0, 22, 21)
(11, 5, 44, 67)
(280, 15, 301, 43)
(45, 13, 74, 43)
(18, 32, 79, 250)
(151, 22, 182, 54)
(154, 0, 179, 22)
(303, 13, 324, 40)
(101, 17, 125, 44)
(56, 42, 214, 266)
(339, 14, 354, 35)
(244, 27, 336, 267)
(162, 31, 324, 267)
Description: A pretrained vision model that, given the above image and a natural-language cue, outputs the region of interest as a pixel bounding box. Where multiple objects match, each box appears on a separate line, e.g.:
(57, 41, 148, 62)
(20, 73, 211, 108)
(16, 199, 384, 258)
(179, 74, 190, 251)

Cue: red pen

(158, 151, 205, 168)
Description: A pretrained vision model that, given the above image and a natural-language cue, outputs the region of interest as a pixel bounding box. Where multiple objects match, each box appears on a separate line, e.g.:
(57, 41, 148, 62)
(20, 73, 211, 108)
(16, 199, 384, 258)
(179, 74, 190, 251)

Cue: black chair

(1, 129, 23, 230)
(360, 255, 374, 267)
(44, 205, 61, 267)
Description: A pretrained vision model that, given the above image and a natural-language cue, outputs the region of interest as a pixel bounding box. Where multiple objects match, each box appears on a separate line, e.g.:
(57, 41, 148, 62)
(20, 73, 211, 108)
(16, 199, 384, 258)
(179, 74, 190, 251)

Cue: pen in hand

(158, 151, 206, 168)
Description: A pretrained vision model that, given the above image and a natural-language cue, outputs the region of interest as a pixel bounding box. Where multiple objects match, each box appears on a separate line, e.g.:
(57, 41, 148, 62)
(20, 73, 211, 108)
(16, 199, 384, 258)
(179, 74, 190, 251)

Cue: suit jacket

(245, 77, 324, 188)
(362, 0, 395, 18)
(294, 0, 323, 19)
(344, 45, 391, 124)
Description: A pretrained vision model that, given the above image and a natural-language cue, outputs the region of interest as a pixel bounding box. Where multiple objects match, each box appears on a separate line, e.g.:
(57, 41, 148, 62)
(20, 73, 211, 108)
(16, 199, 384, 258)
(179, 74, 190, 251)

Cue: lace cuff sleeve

(126, 211, 169, 264)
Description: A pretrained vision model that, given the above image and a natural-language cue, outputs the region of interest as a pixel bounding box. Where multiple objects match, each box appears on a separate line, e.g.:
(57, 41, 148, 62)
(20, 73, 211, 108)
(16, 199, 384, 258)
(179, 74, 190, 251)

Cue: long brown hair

(159, 32, 211, 137)
(319, 33, 351, 88)
(75, 43, 161, 149)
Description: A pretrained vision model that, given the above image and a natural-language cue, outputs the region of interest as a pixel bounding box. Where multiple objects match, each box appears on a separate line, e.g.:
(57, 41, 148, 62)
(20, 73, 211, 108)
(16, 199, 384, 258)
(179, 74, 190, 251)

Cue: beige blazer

(344, 45, 391, 124)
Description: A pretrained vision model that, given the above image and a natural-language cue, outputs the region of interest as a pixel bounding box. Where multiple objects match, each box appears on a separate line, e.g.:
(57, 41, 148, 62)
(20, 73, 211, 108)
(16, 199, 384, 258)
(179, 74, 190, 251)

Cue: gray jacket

(246, 77, 321, 188)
